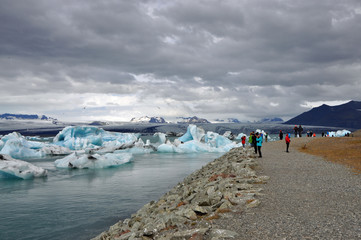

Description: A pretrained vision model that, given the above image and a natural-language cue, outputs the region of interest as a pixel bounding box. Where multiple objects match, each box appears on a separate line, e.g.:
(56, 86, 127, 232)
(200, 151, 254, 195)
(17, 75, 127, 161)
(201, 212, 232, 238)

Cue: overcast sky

(1, 0, 360, 122)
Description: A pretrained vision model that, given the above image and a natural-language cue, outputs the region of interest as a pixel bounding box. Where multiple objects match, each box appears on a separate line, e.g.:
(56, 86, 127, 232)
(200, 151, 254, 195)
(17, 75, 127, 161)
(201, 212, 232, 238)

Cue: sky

(0, 0, 360, 122)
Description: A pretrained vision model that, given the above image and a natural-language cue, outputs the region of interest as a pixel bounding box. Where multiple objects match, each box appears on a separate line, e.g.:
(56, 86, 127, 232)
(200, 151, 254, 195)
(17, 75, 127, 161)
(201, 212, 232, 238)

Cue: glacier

(0, 154, 47, 179)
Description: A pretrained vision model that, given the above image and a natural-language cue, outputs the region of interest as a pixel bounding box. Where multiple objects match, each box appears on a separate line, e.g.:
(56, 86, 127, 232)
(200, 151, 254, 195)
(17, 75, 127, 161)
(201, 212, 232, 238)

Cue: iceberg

(54, 152, 133, 169)
(178, 124, 205, 142)
(328, 129, 351, 137)
(53, 126, 139, 150)
(235, 133, 247, 140)
(0, 154, 47, 179)
(153, 132, 167, 144)
(157, 125, 241, 153)
(0, 132, 71, 159)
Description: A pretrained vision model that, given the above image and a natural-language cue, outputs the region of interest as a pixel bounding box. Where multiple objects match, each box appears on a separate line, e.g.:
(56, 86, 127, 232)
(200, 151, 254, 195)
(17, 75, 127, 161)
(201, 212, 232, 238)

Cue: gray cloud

(0, 0, 360, 122)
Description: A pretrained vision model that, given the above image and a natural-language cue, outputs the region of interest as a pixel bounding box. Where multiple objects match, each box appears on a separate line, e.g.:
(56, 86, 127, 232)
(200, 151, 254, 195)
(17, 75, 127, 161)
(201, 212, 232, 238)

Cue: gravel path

(214, 138, 361, 239)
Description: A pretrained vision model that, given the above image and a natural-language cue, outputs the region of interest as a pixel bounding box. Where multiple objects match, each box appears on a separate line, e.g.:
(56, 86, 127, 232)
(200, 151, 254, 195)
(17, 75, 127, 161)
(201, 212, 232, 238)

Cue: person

(265, 132, 268, 142)
(321, 132, 325, 137)
(279, 130, 283, 140)
(241, 135, 246, 148)
(248, 132, 253, 148)
(298, 125, 303, 137)
(285, 133, 291, 152)
(256, 132, 263, 158)
(294, 125, 299, 137)
(252, 132, 257, 154)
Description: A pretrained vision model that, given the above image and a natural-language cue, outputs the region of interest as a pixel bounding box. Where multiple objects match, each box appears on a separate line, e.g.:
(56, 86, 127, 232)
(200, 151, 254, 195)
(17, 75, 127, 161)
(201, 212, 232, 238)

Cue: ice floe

(54, 152, 133, 169)
(0, 154, 47, 179)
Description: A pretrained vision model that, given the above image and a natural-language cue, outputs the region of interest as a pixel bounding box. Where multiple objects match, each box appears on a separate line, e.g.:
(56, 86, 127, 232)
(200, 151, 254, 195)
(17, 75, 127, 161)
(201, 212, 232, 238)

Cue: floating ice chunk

(0, 138, 43, 159)
(40, 145, 72, 156)
(0, 154, 47, 179)
(154, 132, 167, 144)
(0, 132, 71, 159)
(53, 126, 139, 150)
(328, 129, 351, 137)
(236, 133, 247, 140)
(54, 152, 133, 169)
(336, 129, 351, 137)
(178, 124, 205, 142)
(205, 131, 232, 148)
(223, 131, 235, 140)
(157, 140, 177, 153)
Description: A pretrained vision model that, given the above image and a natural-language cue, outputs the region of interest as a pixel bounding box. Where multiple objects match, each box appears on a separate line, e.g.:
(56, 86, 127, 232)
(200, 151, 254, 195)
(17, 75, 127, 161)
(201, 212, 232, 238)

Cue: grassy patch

(298, 130, 361, 174)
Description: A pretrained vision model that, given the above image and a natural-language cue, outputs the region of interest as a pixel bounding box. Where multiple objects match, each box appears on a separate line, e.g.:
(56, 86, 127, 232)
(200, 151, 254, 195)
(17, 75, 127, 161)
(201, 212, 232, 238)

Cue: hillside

(284, 100, 361, 129)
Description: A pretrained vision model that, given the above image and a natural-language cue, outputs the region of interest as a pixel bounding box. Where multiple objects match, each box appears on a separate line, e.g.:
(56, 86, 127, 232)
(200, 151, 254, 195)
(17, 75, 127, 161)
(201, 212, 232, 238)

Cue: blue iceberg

(53, 126, 139, 150)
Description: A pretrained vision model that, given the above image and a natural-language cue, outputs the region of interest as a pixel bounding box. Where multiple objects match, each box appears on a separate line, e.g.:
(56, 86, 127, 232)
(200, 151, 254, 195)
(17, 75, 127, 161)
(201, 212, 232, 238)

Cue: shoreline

(92, 147, 267, 239)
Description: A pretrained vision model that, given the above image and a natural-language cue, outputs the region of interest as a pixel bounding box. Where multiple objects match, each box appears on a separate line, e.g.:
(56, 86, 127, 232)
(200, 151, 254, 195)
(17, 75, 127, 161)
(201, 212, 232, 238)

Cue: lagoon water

(0, 152, 222, 240)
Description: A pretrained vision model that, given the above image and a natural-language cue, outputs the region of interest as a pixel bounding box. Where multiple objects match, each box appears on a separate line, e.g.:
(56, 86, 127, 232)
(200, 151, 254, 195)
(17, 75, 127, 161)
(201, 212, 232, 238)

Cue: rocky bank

(92, 147, 268, 240)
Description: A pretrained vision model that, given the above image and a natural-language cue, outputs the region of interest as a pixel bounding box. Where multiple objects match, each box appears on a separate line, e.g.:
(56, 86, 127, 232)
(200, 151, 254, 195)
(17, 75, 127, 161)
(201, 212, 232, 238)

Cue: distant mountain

(259, 117, 284, 123)
(284, 100, 361, 129)
(130, 116, 166, 123)
(214, 118, 240, 123)
(177, 116, 210, 124)
(0, 113, 56, 121)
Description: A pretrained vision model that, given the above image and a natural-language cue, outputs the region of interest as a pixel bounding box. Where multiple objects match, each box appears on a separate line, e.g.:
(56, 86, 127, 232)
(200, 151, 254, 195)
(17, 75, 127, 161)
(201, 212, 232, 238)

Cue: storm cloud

(1, 0, 360, 122)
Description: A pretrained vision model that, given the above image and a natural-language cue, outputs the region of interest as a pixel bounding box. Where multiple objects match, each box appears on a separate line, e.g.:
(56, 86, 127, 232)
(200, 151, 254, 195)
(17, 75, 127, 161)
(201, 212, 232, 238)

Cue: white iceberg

(0, 154, 47, 179)
(328, 129, 351, 137)
(54, 152, 133, 169)
(53, 126, 139, 150)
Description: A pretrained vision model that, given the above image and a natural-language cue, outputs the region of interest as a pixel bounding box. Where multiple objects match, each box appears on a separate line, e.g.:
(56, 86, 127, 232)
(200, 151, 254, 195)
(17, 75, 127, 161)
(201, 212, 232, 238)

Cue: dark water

(0, 152, 222, 240)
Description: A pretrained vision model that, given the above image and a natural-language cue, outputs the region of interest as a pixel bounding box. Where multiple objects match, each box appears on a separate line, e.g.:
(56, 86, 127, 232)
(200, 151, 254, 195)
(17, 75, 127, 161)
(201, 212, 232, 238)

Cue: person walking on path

(256, 132, 263, 158)
(279, 130, 283, 140)
(285, 133, 291, 152)
(252, 132, 258, 154)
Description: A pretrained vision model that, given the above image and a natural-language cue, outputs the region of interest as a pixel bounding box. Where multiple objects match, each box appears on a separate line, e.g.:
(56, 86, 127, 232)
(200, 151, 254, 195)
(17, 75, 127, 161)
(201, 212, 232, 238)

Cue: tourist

(241, 135, 246, 148)
(279, 130, 284, 140)
(265, 132, 268, 142)
(298, 125, 303, 137)
(256, 132, 263, 158)
(252, 132, 258, 154)
(248, 132, 253, 148)
(294, 125, 299, 137)
(285, 133, 291, 152)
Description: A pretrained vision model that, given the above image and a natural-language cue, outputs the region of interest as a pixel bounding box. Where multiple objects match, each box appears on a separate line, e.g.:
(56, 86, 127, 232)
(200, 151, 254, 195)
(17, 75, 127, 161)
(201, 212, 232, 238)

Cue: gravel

(213, 138, 361, 239)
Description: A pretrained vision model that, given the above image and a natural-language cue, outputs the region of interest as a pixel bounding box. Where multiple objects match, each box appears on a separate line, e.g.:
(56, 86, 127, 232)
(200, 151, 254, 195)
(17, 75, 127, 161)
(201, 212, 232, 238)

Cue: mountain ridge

(284, 100, 361, 129)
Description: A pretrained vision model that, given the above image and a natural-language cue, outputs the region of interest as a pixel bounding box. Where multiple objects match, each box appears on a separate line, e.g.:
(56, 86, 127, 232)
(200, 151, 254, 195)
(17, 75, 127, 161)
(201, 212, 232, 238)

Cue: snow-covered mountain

(0, 113, 56, 121)
(130, 116, 166, 123)
(214, 118, 241, 123)
(177, 116, 210, 124)
(259, 117, 284, 123)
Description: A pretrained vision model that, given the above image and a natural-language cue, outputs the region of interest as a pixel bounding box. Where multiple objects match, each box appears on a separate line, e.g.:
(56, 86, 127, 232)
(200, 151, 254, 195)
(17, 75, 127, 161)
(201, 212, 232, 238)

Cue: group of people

(247, 131, 263, 158)
(293, 125, 303, 137)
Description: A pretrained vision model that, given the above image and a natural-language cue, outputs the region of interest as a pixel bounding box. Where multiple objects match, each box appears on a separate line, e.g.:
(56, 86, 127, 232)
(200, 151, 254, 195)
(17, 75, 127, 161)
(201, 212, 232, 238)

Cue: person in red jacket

(241, 135, 246, 148)
(285, 133, 291, 152)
